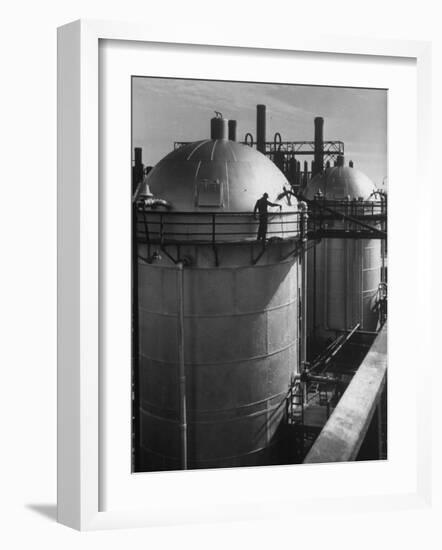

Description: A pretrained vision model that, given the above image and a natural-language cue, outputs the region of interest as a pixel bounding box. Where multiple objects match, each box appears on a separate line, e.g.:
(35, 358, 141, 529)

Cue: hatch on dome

(196, 178, 224, 207)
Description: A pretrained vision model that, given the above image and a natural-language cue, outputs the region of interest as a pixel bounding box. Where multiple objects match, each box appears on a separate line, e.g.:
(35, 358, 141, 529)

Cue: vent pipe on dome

(211, 113, 229, 140)
(337, 154, 345, 167)
(313, 117, 324, 177)
(228, 120, 237, 141)
(257, 104, 266, 154)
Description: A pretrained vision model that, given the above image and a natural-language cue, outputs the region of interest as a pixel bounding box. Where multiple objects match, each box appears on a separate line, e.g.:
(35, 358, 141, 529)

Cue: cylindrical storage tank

(303, 164, 382, 346)
(136, 130, 301, 471)
(138, 245, 299, 470)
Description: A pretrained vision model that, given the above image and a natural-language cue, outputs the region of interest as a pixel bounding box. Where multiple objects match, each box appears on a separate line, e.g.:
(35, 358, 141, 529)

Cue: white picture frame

(57, 19, 432, 531)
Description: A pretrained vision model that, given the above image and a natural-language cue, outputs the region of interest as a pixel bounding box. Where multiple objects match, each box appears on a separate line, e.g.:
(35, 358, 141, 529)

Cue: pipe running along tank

(303, 155, 383, 347)
(134, 114, 306, 471)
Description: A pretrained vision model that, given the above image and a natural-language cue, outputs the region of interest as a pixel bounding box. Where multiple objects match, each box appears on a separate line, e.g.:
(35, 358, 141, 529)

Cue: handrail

(134, 203, 386, 245)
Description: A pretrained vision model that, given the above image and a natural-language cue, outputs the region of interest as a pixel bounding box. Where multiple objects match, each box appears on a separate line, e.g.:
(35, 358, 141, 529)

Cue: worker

(253, 193, 282, 241)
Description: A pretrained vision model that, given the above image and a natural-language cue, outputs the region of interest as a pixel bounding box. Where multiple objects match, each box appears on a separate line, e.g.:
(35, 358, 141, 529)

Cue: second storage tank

(303, 159, 382, 346)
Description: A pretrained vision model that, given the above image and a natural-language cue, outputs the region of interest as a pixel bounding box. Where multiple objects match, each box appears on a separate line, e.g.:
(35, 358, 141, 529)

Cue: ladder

(288, 379, 304, 425)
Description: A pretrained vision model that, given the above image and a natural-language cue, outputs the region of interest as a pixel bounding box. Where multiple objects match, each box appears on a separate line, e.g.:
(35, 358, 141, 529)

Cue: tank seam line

(139, 256, 298, 270)
(138, 300, 297, 317)
(186, 139, 210, 160)
(140, 390, 287, 415)
(140, 400, 285, 425)
(227, 141, 237, 162)
(210, 139, 218, 161)
(139, 341, 297, 366)
(140, 438, 282, 463)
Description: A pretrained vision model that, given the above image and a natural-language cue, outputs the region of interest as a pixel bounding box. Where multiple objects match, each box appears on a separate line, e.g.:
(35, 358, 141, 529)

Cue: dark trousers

(257, 216, 268, 240)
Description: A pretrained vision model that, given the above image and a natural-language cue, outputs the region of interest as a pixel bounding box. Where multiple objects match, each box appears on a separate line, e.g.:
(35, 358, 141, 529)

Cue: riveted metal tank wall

(137, 241, 300, 470)
(307, 238, 381, 343)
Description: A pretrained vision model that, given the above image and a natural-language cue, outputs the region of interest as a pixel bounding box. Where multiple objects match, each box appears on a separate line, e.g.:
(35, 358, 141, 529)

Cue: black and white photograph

(131, 77, 388, 472)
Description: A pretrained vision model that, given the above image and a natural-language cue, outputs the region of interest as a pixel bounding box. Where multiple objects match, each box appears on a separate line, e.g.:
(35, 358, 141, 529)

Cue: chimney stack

(228, 120, 237, 141)
(256, 104, 266, 154)
(313, 117, 324, 177)
(135, 147, 142, 167)
(133, 147, 144, 193)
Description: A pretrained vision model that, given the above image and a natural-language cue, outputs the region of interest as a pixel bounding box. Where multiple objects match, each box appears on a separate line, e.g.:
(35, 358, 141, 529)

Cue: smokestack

(135, 147, 142, 167)
(337, 154, 345, 167)
(256, 104, 266, 154)
(211, 114, 229, 139)
(313, 117, 324, 177)
(133, 147, 144, 193)
(228, 120, 237, 141)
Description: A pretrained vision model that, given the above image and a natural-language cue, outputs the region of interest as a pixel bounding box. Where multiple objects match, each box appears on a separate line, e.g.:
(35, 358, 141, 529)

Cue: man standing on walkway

(253, 193, 282, 241)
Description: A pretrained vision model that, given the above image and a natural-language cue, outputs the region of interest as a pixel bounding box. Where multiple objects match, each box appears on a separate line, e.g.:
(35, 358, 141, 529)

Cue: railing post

(176, 262, 187, 470)
(159, 213, 164, 245)
(212, 213, 216, 244)
(142, 208, 150, 256)
(211, 213, 219, 267)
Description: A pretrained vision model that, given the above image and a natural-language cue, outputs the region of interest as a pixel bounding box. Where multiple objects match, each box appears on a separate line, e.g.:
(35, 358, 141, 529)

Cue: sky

(132, 77, 387, 188)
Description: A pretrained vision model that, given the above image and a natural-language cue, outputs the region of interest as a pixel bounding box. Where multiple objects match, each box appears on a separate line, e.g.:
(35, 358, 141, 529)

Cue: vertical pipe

(303, 160, 308, 186)
(176, 262, 188, 470)
(359, 240, 363, 327)
(132, 203, 140, 471)
(313, 242, 317, 344)
(313, 117, 324, 177)
(381, 240, 386, 283)
(381, 194, 386, 282)
(301, 238, 308, 367)
(256, 104, 266, 154)
(228, 119, 237, 141)
(345, 240, 349, 330)
(299, 202, 308, 368)
(324, 239, 329, 330)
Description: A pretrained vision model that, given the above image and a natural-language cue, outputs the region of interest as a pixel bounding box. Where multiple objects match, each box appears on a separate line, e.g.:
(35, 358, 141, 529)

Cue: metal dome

(147, 139, 295, 212)
(303, 165, 377, 200)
